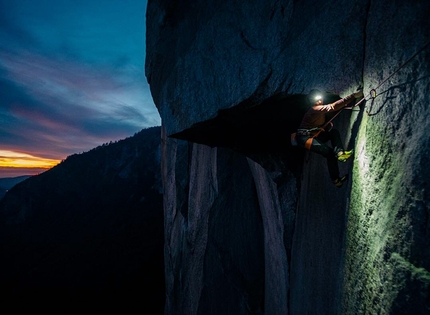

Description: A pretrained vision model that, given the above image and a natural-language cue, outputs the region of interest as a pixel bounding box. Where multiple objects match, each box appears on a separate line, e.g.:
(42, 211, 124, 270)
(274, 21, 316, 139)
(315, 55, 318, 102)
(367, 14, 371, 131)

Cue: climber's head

(308, 89, 323, 105)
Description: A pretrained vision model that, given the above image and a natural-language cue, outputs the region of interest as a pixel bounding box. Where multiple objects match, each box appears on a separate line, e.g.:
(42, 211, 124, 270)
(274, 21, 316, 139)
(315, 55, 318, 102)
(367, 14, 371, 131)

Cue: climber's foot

(333, 174, 349, 188)
(337, 150, 353, 162)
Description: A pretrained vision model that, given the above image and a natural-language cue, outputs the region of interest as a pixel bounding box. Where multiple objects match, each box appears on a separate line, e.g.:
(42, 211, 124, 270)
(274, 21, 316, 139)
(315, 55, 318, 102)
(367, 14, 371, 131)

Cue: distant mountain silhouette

(0, 175, 31, 200)
(0, 126, 164, 314)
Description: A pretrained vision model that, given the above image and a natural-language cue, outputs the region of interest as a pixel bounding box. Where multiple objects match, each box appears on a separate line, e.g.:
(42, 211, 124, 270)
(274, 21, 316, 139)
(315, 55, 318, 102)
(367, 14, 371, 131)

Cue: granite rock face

(146, 0, 430, 314)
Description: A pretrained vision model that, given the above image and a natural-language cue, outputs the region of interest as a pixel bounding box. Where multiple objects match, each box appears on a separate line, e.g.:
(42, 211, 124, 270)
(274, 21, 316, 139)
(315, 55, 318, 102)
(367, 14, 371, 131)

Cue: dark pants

(297, 129, 344, 180)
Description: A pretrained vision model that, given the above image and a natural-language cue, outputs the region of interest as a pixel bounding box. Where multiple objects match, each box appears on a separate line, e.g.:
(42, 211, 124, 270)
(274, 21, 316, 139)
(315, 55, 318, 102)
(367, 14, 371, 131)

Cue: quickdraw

(366, 88, 377, 116)
(294, 40, 430, 150)
(363, 40, 429, 115)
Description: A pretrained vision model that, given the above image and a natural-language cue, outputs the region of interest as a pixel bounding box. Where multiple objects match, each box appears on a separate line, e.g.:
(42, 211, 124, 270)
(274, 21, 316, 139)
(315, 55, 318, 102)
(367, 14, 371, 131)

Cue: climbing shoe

(333, 174, 349, 188)
(337, 150, 353, 162)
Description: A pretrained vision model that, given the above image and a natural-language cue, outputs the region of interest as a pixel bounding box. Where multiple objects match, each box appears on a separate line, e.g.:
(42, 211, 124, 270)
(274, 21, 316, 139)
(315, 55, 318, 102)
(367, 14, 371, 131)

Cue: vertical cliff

(146, 0, 430, 314)
(343, 1, 430, 313)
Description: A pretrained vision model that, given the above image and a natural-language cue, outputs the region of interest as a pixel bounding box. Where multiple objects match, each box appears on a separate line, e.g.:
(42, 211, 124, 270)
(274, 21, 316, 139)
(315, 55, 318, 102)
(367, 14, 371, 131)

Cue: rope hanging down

(310, 39, 430, 143)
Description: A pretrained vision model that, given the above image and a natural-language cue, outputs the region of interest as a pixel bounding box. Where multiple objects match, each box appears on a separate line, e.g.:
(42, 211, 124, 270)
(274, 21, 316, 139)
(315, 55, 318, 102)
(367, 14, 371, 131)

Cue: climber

(295, 89, 364, 187)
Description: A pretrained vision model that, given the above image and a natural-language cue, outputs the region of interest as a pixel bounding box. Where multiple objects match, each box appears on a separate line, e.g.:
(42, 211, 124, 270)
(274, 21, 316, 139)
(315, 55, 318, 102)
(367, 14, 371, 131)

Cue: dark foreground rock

(0, 127, 164, 314)
(0, 175, 30, 200)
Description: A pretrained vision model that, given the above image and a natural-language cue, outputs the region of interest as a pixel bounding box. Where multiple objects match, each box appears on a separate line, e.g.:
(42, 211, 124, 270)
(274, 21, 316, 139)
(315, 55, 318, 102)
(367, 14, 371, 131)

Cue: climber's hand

(353, 90, 364, 99)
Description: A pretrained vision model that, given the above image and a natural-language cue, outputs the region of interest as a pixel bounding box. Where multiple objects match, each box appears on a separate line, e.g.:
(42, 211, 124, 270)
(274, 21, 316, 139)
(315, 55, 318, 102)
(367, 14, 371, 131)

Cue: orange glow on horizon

(0, 150, 61, 169)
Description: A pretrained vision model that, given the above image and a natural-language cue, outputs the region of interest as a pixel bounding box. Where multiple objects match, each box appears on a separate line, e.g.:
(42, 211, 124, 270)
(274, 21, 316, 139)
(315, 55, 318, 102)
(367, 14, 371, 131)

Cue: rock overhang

(146, 0, 430, 313)
(169, 91, 344, 177)
(170, 91, 343, 148)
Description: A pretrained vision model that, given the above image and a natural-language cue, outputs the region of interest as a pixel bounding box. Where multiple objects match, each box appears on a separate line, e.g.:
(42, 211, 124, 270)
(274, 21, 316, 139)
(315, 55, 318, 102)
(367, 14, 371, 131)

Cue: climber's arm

(314, 90, 364, 112)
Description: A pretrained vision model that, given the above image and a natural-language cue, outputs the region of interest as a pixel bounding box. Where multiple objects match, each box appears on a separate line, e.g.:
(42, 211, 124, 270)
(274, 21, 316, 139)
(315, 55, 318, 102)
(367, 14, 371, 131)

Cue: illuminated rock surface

(146, 0, 430, 314)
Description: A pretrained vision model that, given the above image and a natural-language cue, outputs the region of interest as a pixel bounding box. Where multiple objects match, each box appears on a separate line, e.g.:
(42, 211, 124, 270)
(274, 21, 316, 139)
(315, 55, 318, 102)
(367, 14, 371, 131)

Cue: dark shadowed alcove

(170, 92, 343, 180)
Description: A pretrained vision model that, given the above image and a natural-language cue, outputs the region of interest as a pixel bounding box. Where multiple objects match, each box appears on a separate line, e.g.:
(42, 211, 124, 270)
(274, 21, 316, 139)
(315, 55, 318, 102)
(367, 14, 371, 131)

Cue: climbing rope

(326, 39, 429, 121)
(299, 40, 430, 150)
(361, 40, 430, 115)
(305, 107, 344, 149)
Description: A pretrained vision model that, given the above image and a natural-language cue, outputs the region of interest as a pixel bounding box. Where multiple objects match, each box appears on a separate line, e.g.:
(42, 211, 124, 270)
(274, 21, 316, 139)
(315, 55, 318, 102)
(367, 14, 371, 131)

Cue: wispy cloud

(0, 149, 60, 178)
(0, 150, 60, 168)
(0, 47, 159, 165)
(0, 0, 159, 178)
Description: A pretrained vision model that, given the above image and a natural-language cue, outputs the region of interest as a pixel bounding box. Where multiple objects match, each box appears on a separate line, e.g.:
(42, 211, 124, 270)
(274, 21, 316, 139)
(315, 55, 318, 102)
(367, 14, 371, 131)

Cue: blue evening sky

(0, 0, 160, 177)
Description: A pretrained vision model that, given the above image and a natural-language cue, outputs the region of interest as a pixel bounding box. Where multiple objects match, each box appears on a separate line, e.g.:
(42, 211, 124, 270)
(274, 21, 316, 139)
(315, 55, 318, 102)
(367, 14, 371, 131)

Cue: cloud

(0, 150, 60, 168)
(0, 5, 38, 51)
(0, 50, 160, 161)
(0, 149, 59, 179)
(0, 167, 46, 178)
(0, 0, 158, 177)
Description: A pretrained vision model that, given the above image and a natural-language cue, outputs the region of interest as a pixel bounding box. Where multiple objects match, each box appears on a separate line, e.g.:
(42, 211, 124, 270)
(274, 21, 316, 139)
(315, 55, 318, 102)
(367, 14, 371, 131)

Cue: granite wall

(146, 0, 430, 314)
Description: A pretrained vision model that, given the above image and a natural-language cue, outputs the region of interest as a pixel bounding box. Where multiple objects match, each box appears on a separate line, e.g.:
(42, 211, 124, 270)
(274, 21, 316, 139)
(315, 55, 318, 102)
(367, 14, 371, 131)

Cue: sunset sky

(0, 0, 160, 178)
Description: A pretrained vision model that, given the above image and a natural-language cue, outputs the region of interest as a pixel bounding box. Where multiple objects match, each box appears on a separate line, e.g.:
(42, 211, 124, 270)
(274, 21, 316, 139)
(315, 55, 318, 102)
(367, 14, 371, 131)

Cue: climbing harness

(296, 127, 325, 149)
(302, 105, 347, 150)
(291, 127, 325, 148)
(299, 39, 430, 148)
(296, 127, 323, 136)
(291, 40, 430, 149)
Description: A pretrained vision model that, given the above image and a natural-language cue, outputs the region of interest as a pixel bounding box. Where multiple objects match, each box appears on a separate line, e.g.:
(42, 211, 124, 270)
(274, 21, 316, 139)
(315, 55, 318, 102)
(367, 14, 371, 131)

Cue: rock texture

(146, 0, 430, 314)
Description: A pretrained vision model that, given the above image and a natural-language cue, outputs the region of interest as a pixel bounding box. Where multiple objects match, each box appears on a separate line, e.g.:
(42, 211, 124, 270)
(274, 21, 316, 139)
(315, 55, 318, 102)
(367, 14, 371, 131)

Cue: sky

(0, 0, 160, 178)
